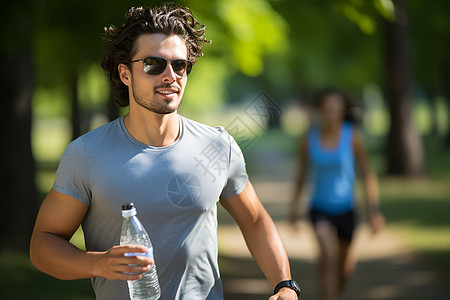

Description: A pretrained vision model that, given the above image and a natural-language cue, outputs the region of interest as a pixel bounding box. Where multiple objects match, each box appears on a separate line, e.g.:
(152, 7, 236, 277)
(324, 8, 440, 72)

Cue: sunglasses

(131, 56, 193, 77)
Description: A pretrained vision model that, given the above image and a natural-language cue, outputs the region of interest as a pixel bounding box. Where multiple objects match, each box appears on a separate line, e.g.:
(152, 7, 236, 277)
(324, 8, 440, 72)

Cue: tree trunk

(71, 74, 81, 140)
(425, 89, 438, 137)
(444, 61, 450, 148)
(385, 0, 424, 176)
(107, 88, 120, 121)
(0, 46, 38, 252)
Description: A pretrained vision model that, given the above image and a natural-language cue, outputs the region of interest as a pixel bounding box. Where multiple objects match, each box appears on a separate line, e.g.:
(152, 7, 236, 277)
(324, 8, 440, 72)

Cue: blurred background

(1, 0, 449, 299)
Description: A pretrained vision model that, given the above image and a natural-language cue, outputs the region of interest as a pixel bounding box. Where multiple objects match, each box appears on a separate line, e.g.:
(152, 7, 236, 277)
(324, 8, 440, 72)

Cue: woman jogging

(289, 88, 385, 300)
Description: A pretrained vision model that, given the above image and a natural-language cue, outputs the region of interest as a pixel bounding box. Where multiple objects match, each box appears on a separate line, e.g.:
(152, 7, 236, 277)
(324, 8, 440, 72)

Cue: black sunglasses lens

(141, 57, 192, 76)
(172, 60, 192, 76)
(143, 57, 167, 75)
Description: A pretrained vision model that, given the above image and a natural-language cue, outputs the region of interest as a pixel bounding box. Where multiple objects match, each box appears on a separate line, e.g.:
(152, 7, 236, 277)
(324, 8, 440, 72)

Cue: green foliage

(1, 0, 36, 54)
(32, 0, 137, 88)
(270, 0, 385, 92)
(374, 0, 395, 22)
(408, 1, 450, 91)
(435, 97, 450, 136)
(179, 0, 290, 113)
(181, 56, 230, 115)
(33, 86, 71, 118)
(188, 0, 289, 76)
(21, 0, 450, 118)
(335, 0, 378, 34)
(214, 0, 289, 76)
(78, 64, 110, 109)
(27, 0, 291, 117)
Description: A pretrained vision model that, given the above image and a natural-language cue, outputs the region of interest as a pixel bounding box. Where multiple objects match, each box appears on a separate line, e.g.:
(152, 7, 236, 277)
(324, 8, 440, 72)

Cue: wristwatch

(274, 280, 301, 298)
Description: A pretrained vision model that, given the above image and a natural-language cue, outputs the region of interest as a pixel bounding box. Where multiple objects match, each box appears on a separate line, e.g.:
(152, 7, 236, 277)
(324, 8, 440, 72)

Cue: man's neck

(123, 110, 180, 147)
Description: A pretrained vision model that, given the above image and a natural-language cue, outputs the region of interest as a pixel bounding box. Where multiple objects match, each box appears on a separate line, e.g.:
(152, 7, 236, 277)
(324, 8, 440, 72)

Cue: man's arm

(220, 181, 298, 300)
(30, 188, 152, 281)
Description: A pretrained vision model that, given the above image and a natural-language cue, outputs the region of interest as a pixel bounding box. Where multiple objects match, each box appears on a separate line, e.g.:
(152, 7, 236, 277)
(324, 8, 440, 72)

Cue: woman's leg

(337, 238, 356, 296)
(314, 220, 339, 300)
(336, 210, 357, 297)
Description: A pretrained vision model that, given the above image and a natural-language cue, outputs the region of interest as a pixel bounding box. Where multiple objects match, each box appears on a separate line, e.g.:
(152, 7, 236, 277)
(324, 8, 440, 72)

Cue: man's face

(126, 33, 189, 115)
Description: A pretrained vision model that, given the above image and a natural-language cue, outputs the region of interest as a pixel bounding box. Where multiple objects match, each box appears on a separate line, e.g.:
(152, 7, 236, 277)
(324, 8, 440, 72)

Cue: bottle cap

(122, 203, 134, 210)
(121, 203, 137, 217)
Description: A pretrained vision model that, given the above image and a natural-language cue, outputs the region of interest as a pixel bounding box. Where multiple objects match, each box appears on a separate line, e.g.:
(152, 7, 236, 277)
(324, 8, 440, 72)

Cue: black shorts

(309, 209, 356, 242)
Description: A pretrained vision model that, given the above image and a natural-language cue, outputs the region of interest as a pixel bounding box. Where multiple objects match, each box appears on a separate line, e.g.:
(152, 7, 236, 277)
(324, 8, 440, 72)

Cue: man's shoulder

(181, 115, 229, 138)
(79, 118, 121, 142)
(67, 118, 122, 152)
(180, 115, 244, 158)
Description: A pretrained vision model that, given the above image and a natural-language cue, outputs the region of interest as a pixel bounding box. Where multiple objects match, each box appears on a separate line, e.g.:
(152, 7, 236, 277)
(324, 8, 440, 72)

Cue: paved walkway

(217, 150, 449, 300)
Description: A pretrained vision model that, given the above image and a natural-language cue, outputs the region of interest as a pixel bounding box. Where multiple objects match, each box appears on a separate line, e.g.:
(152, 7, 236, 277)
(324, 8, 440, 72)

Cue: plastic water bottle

(120, 203, 161, 300)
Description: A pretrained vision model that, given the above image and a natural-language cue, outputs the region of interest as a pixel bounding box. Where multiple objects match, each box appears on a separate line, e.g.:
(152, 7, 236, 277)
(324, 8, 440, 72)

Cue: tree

(0, 2, 38, 251)
(384, 0, 424, 175)
(445, 61, 450, 147)
(33, 0, 126, 138)
(404, 1, 450, 141)
(272, 0, 427, 176)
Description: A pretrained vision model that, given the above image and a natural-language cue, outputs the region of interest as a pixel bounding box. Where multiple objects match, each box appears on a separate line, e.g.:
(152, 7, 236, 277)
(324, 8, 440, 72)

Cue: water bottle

(120, 203, 161, 300)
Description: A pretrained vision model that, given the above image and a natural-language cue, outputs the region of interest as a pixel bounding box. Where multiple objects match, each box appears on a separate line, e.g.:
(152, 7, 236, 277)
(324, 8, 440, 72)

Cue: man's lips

(155, 89, 178, 96)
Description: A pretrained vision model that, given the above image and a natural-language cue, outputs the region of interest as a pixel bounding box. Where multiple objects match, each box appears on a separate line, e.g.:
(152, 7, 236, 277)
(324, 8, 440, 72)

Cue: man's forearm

(30, 231, 101, 280)
(240, 212, 292, 287)
(30, 230, 153, 281)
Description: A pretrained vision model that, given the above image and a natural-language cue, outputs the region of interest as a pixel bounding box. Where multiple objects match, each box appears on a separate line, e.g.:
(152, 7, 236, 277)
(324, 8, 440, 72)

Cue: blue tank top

(307, 122, 355, 215)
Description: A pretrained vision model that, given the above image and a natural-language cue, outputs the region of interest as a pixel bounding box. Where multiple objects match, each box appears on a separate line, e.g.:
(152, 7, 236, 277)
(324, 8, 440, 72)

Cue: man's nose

(161, 62, 177, 82)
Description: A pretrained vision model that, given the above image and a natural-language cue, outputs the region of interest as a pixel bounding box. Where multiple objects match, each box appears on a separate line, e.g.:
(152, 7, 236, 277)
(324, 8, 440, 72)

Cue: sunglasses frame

(131, 56, 193, 77)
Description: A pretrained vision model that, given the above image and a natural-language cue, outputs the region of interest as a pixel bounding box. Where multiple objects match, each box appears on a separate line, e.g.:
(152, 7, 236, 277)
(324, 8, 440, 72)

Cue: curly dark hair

(101, 3, 208, 107)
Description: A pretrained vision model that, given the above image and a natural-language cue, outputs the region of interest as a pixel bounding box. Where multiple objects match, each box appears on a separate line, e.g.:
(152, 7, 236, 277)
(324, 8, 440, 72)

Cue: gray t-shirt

(53, 115, 248, 300)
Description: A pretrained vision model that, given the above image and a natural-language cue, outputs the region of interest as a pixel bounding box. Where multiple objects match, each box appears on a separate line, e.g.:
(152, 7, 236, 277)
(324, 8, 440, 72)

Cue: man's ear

(118, 63, 131, 86)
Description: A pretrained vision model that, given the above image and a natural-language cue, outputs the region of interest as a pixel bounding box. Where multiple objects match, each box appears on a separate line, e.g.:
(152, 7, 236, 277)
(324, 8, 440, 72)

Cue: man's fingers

(110, 245, 153, 263)
(114, 271, 144, 281)
(116, 263, 151, 274)
(97, 244, 154, 281)
(111, 244, 148, 254)
(124, 255, 154, 266)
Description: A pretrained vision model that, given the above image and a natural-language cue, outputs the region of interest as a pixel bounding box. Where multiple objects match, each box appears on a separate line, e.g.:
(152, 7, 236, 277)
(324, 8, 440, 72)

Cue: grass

(0, 252, 95, 299)
(378, 138, 450, 274)
(380, 176, 450, 273)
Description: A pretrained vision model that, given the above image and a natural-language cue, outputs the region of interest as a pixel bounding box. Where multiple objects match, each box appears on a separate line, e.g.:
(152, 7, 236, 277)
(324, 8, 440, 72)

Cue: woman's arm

(352, 129, 385, 233)
(289, 138, 309, 225)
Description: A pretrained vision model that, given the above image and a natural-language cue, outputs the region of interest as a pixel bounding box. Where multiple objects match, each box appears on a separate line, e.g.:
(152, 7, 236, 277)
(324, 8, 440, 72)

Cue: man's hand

(268, 287, 298, 300)
(94, 245, 153, 281)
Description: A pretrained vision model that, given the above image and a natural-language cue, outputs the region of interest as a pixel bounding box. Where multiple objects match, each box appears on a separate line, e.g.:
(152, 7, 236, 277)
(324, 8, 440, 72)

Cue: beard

(131, 82, 182, 115)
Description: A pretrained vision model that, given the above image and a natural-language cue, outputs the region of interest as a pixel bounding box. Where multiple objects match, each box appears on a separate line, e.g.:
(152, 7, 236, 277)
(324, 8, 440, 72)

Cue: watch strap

(274, 279, 301, 297)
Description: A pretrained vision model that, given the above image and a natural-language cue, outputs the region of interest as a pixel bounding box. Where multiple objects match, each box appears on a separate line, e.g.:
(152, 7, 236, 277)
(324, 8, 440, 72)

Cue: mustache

(153, 83, 180, 92)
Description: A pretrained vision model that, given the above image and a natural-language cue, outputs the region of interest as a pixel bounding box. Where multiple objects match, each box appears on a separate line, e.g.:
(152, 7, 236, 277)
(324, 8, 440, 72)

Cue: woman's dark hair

(312, 87, 363, 124)
(101, 3, 209, 107)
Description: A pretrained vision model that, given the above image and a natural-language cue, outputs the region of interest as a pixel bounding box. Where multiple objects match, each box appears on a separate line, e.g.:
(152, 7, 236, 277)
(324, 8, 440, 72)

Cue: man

(30, 3, 300, 300)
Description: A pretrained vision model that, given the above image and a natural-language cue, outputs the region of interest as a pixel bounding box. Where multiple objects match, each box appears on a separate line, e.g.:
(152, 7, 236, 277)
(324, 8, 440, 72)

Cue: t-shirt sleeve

(220, 132, 249, 198)
(52, 137, 92, 206)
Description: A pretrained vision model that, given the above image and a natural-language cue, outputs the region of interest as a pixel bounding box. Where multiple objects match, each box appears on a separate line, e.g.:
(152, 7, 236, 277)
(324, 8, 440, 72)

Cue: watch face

(291, 280, 301, 294)
(275, 280, 301, 296)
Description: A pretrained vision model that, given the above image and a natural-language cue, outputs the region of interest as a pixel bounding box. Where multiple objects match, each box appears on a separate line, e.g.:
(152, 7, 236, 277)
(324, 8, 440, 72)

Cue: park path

(217, 150, 449, 300)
